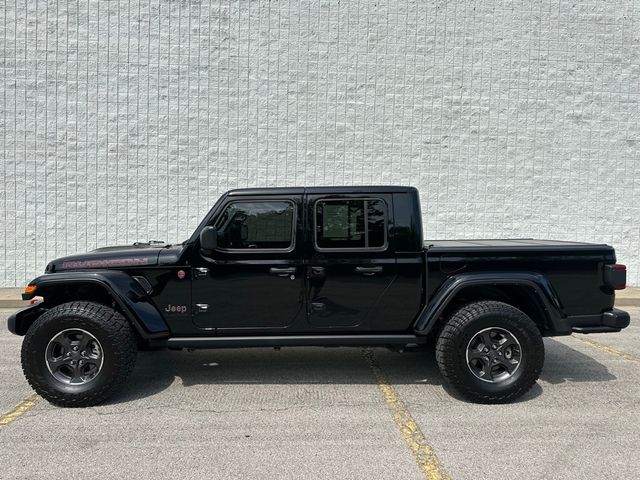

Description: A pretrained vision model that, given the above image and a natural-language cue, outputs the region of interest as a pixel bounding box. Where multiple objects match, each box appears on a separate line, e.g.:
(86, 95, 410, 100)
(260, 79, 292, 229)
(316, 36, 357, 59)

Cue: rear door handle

(355, 266, 383, 276)
(269, 267, 297, 277)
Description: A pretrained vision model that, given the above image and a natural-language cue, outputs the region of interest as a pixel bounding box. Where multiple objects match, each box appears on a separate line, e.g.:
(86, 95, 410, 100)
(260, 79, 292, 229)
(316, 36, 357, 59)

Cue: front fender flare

(23, 271, 170, 339)
(414, 272, 565, 335)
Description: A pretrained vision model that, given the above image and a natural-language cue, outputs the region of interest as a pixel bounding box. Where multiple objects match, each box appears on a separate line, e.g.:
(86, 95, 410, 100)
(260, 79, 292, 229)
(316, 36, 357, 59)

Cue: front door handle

(269, 267, 297, 277)
(355, 266, 383, 276)
(193, 267, 209, 279)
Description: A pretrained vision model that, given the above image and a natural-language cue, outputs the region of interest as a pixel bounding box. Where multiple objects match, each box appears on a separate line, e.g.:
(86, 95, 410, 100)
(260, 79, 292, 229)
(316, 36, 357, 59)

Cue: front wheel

(436, 301, 544, 403)
(21, 301, 137, 407)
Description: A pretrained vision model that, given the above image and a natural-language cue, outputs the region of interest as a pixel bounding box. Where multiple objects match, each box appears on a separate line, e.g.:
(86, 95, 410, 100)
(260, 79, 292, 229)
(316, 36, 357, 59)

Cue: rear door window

(315, 199, 387, 250)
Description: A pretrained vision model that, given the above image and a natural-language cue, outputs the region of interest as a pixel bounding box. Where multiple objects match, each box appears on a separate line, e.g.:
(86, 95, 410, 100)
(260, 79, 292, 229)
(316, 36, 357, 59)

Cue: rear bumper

(566, 308, 630, 334)
(7, 303, 46, 336)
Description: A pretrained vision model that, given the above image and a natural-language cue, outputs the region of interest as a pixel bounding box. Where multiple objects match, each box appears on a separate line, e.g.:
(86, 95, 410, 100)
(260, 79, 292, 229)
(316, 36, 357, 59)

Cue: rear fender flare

(23, 271, 170, 339)
(414, 272, 565, 335)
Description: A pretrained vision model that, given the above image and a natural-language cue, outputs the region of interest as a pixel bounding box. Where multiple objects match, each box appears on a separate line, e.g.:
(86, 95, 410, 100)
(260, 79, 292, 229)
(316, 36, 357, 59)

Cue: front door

(191, 195, 305, 332)
(306, 194, 396, 330)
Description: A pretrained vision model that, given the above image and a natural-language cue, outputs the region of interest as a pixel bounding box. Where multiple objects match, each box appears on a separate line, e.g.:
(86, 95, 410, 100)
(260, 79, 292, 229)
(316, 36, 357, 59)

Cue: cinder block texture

(1, 1, 639, 286)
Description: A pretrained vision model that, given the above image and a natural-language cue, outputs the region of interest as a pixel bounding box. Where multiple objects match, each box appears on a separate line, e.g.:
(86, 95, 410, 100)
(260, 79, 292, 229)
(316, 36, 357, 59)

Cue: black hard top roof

(227, 186, 417, 196)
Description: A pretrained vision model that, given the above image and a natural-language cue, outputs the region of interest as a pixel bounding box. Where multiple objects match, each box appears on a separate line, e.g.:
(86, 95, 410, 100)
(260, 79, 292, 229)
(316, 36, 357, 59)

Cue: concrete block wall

(1, 0, 639, 286)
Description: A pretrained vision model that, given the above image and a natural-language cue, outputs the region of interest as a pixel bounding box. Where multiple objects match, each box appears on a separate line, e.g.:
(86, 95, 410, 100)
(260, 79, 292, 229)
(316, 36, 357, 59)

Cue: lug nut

(73, 346, 79, 351)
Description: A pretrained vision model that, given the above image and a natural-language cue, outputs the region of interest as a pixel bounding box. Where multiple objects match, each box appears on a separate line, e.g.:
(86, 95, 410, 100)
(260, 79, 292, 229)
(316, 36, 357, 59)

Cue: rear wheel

(436, 301, 544, 403)
(21, 301, 137, 407)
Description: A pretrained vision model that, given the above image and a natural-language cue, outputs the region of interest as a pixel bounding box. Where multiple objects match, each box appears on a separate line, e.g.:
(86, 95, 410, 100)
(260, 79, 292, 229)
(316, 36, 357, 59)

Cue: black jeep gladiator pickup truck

(9, 186, 630, 406)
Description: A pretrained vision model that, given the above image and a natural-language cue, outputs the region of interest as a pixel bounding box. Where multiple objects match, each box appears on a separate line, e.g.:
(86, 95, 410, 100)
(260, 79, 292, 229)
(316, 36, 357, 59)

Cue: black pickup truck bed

(424, 238, 618, 317)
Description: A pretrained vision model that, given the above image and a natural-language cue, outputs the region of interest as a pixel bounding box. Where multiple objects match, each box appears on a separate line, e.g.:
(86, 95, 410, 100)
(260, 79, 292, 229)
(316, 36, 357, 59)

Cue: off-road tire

(21, 301, 137, 407)
(436, 301, 544, 403)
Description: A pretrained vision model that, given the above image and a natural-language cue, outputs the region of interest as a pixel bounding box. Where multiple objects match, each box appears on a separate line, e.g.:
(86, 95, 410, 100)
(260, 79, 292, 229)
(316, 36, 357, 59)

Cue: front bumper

(567, 308, 630, 334)
(7, 303, 46, 336)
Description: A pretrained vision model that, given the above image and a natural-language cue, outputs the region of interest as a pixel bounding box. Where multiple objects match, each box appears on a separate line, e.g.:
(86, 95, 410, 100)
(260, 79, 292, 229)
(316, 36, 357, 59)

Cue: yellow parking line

(574, 336, 639, 362)
(363, 349, 450, 480)
(0, 393, 39, 426)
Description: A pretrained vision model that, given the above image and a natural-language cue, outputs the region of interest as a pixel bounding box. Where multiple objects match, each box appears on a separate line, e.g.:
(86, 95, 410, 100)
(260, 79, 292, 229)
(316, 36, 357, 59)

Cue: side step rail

(150, 334, 426, 349)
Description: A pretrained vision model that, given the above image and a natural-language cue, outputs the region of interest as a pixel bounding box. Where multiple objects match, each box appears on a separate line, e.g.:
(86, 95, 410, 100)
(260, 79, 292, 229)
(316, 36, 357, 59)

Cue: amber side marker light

(24, 284, 37, 295)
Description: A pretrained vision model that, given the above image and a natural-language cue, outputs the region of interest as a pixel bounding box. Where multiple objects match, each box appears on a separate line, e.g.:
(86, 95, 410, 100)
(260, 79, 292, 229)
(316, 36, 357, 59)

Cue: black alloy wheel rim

(465, 327, 522, 383)
(45, 328, 104, 385)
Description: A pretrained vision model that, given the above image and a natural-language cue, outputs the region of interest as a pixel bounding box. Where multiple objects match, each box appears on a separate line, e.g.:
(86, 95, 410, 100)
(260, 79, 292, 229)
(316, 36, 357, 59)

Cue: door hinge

(193, 267, 209, 279)
(311, 302, 326, 311)
(194, 303, 209, 314)
(311, 266, 325, 276)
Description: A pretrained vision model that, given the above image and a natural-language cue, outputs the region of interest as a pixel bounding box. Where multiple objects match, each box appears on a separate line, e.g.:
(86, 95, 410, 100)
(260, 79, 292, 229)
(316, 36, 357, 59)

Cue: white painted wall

(1, 1, 639, 286)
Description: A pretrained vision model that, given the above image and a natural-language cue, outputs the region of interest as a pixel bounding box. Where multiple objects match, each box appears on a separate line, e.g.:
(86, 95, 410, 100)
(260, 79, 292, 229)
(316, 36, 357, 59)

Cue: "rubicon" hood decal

(61, 257, 151, 269)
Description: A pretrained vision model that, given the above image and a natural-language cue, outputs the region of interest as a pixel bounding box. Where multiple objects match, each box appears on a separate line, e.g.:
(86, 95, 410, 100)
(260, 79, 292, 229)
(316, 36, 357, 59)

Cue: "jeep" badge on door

(164, 304, 188, 313)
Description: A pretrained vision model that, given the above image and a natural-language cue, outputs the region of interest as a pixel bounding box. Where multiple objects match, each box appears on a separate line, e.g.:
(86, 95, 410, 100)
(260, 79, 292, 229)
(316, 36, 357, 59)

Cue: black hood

(46, 243, 167, 273)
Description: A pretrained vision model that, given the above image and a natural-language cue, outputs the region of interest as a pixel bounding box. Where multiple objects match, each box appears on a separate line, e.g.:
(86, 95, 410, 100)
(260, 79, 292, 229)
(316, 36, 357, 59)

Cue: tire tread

(435, 300, 544, 404)
(21, 301, 137, 408)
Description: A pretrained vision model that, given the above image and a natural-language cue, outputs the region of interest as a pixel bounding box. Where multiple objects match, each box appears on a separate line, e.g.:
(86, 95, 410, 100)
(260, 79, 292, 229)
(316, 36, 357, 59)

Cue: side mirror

(200, 226, 218, 251)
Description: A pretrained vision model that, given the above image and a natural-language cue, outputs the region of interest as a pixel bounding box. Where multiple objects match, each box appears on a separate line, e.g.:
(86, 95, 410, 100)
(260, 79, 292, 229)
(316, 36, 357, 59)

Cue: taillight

(605, 264, 626, 290)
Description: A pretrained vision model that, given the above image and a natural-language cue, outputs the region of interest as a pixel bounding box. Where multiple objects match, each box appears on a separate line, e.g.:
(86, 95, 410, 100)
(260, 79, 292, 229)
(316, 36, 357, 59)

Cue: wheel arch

(415, 272, 565, 336)
(18, 271, 169, 339)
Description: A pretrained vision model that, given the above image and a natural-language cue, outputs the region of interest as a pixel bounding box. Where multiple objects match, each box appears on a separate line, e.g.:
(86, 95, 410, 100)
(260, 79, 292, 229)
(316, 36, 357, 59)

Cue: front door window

(215, 201, 295, 251)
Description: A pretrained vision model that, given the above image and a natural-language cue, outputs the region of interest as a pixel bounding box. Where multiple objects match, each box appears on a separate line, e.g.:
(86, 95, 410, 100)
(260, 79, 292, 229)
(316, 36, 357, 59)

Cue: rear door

(191, 195, 305, 332)
(306, 194, 396, 330)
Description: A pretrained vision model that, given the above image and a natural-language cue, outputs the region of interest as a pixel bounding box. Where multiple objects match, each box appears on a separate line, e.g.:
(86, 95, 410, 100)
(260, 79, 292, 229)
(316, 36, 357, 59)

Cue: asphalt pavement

(0, 308, 638, 479)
